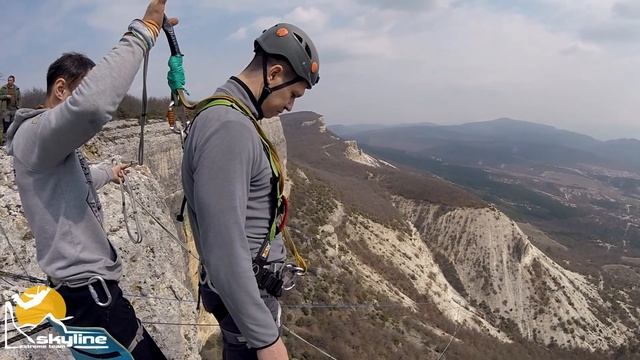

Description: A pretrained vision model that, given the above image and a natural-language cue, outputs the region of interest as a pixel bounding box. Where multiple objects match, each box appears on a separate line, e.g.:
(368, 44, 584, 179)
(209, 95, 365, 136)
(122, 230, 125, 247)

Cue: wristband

(128, 19, 156, 51)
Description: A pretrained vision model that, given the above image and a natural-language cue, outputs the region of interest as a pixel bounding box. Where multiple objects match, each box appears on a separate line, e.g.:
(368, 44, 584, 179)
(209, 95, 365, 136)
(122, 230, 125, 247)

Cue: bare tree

(21, 88, 47, 109)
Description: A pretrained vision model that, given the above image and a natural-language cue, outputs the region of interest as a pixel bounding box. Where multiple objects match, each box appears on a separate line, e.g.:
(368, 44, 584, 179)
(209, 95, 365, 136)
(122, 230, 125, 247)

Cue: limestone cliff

(0, 119, 198, 359)
(396, 199, 632, 351)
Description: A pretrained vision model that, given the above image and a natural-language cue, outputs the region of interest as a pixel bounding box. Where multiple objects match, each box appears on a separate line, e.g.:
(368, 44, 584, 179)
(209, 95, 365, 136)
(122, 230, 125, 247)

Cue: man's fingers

(167, 17, 179, 26)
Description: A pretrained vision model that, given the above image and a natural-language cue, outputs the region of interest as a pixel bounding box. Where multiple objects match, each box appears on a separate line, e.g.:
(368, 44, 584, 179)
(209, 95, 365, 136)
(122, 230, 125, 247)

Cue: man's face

(7, 77, 14, 87)
(261, 80, 307, 119)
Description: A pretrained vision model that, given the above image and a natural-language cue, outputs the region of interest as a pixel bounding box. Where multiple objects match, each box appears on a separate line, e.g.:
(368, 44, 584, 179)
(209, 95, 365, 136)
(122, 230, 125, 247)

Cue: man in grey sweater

(182, 24, 319, 359)
(5, 1, 176, 358)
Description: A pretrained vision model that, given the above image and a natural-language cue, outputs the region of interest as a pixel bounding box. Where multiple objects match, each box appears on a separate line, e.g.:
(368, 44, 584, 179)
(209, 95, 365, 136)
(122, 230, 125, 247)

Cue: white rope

(282, 325, 338, 360)
(120, 174, 143, 244)
(132, 196, 201, 262)
(436, 308, 461, 360)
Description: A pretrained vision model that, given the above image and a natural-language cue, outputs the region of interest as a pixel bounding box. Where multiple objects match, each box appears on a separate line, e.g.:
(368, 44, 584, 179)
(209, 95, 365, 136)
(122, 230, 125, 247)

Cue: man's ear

(53, 78, 67, 101)
(268, 64, 284, 82)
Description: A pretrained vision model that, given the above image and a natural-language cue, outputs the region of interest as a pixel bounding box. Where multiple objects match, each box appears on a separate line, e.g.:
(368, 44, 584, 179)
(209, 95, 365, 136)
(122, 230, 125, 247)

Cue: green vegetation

(283, 161, 623, 360)
(363, 145, 585, 220)
(19, 88, 171, 120)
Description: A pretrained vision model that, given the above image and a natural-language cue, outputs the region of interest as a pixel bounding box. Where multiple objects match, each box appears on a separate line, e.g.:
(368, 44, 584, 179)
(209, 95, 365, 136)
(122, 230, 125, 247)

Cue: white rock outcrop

(396, 197, 632, 351)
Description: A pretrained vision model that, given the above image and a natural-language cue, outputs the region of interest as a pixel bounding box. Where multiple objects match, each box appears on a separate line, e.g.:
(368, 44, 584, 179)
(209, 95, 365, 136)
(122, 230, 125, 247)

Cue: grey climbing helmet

(254, 23, 320, 89)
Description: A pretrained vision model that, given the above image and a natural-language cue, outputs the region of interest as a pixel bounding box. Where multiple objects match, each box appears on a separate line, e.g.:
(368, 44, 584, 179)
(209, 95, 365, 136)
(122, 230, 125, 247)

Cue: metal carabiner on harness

(52, 276, 113, 308)
(166, 101, 181, 135)
(166, 100, 191, 147)
(87, 276, 112, 308)
(281, 263, 305, 291)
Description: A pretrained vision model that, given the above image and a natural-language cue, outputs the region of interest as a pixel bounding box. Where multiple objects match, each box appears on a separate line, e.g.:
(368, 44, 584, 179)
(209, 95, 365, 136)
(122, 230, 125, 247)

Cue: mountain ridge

(281, 111, 637, 356)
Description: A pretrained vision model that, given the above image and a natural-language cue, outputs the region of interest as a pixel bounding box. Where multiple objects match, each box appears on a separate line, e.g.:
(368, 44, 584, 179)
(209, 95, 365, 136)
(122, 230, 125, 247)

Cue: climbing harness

(189, 95, 307, 297)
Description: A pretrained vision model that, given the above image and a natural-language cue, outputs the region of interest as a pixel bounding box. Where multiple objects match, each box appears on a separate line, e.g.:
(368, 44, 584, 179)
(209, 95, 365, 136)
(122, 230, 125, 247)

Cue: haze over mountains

(331, 118, 640, 172)
(331, 118, 640, 256)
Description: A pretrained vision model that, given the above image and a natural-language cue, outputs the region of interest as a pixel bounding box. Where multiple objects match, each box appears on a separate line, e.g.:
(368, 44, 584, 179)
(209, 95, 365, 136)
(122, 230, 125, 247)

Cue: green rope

(167, 54, 187, 92)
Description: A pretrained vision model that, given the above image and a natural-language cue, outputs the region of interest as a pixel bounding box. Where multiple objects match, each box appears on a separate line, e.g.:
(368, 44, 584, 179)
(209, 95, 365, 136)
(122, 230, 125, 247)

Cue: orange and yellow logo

(12, 285, 66, 327)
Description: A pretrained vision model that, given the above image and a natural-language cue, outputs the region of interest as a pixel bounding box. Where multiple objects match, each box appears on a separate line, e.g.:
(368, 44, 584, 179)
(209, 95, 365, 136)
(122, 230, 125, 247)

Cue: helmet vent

(304, 43, 312, 59)
(293, 33, 304, 44)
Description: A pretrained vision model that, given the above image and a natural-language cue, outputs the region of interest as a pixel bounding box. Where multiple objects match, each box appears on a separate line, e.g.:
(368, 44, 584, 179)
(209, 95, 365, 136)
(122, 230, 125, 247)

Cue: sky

(0, 0, 639, 140)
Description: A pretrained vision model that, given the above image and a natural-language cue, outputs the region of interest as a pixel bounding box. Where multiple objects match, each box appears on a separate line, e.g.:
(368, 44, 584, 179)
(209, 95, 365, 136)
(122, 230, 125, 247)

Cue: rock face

(337, 204, 510, 342)
(344, 140, 382, 168)
(0, 119, 199, 359)
(396, 198, 632, 351)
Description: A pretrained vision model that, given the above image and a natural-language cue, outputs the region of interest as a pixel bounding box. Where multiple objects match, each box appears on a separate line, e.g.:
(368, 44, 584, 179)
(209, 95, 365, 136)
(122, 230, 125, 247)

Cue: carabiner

(87, 276, 112, 308)
(281, 263, 305, 291)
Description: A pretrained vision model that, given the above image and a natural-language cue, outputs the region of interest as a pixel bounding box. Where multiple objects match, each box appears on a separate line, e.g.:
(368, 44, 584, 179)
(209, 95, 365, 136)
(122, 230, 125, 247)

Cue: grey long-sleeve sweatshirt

(5, 34, 148, 283)
(181, 78, 286, 349)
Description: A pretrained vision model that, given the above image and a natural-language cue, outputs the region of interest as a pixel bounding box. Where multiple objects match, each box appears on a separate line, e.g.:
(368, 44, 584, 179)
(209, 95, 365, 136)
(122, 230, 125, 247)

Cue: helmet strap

(257, 54, 302, 118)
(256, 55, 272, 119)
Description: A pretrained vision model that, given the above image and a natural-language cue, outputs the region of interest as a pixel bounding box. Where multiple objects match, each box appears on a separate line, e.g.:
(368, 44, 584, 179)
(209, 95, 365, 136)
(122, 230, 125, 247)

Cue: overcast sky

(1, 0, 639, 140)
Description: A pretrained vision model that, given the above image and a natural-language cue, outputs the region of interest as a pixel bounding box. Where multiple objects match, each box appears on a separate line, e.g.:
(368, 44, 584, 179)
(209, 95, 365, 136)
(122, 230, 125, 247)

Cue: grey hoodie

(5, 34, 148, 284)
(182, 78, 286, 349)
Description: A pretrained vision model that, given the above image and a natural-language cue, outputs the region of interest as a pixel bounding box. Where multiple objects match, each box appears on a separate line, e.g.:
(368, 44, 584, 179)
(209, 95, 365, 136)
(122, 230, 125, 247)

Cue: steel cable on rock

(131, 194, 201, 262)
(0, 222, 31, 279)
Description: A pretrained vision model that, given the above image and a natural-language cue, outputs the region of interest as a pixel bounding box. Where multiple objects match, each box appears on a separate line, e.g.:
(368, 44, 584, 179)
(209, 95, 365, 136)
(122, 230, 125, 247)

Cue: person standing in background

(0, 75, 20, 145)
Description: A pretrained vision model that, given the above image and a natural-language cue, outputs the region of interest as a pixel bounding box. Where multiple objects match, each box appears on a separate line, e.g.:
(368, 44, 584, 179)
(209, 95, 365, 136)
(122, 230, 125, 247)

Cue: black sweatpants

(56, 280, 167, 360)
(200, 283, 281, 360)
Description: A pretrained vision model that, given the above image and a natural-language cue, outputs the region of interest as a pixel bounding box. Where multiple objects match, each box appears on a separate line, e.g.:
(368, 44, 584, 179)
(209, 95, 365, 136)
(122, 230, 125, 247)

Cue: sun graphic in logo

(12, 285, 66, 327)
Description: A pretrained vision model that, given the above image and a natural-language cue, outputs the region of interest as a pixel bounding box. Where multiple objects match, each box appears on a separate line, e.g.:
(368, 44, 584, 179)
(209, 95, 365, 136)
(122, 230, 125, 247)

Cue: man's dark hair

(245, 51, 298, 82)
(46, 52, 96, 96)
(7, 75, 15, 81)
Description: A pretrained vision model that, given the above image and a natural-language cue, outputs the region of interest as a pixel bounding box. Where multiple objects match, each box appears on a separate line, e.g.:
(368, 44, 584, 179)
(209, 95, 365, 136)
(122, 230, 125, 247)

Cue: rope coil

(120, 174, 143, 244)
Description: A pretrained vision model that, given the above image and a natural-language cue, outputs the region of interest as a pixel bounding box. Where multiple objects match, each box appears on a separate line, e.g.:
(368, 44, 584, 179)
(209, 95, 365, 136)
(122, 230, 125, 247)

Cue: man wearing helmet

(181, 23, 319, 359)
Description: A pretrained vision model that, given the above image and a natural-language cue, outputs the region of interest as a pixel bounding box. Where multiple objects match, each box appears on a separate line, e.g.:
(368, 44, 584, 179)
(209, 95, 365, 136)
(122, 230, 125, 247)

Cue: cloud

(251, 16, 284, 32)
(287, 7, 330, 32)
(612, 0, 640, 19)
(358, 0, 450, 12)
(580, 21, 640, 43)
(3, 0, 640, 139)
(559, 41, 602, 55)
(229, 27, 248, 40)
(84, 1, 148, 35)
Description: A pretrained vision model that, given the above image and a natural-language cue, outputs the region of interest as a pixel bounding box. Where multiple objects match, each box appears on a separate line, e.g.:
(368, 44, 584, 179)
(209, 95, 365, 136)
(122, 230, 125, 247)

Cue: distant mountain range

(330, 118, 640, 171)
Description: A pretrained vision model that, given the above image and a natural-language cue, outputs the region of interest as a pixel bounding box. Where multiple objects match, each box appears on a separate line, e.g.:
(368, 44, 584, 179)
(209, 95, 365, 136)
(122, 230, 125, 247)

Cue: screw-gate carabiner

(87, 276, 112, 308)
